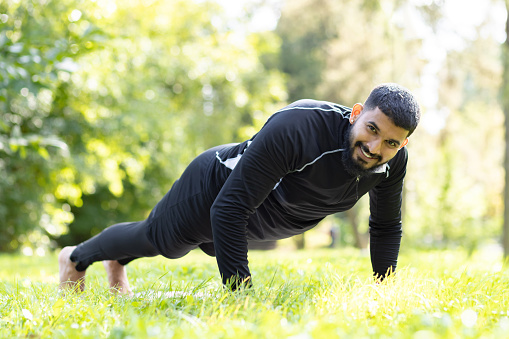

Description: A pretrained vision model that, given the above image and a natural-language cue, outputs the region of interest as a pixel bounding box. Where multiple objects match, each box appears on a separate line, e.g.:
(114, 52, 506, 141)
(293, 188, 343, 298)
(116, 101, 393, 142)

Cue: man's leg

(59, 220, 159, 294)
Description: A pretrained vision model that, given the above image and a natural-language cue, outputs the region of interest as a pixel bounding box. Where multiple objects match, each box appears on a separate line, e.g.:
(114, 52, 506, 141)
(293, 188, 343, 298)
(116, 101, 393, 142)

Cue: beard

(341, 126, 385, 177)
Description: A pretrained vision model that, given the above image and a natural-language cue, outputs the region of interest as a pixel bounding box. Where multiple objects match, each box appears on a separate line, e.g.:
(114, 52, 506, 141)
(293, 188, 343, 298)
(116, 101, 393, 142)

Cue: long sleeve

(368, 147, 408, 280)
(210, 106, 318, 288)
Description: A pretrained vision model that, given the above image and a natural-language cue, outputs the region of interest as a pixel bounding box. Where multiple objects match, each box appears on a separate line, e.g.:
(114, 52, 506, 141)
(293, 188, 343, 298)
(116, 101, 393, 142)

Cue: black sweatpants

(69, 146, 225, 271)
(70, 221, 160, 271)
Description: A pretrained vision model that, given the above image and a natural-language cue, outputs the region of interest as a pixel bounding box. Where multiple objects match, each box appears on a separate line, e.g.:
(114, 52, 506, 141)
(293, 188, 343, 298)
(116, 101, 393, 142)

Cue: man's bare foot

(58, 246, 85, 292)
(103, 260, 133, 296)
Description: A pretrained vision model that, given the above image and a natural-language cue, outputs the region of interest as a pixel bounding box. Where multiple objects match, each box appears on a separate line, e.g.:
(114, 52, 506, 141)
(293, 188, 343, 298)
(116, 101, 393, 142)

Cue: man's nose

(367, 138, 382, 155)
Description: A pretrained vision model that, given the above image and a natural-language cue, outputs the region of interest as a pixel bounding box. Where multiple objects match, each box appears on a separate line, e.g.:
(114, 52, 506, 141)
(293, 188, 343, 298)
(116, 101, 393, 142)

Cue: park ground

(1, 245, 508, 338)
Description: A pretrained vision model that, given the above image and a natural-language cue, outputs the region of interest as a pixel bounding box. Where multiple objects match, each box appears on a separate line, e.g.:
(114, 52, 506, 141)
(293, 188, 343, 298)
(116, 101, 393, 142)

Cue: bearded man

(59, 83, 420, 294)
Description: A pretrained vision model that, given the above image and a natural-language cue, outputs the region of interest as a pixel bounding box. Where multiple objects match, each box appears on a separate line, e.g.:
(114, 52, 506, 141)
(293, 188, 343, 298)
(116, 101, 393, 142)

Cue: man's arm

(368, 147, 408, 280)
(210, 105, 315, 289)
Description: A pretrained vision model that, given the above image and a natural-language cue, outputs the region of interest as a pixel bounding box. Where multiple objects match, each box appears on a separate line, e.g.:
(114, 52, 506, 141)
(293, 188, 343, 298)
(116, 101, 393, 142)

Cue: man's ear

(399, 138, 408, 149)
(350, 103, 363, 124)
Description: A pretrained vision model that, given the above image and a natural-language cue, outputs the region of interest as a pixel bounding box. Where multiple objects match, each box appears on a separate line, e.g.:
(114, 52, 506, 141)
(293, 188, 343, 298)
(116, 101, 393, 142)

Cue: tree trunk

(346, 206, 369, 249)
(502, 0, 509, 261)
(293, 234, 306, 250)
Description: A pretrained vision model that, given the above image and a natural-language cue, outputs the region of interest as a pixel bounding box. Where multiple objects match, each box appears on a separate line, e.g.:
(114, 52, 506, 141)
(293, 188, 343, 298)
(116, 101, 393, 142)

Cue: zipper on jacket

(356, 176, 360, 200)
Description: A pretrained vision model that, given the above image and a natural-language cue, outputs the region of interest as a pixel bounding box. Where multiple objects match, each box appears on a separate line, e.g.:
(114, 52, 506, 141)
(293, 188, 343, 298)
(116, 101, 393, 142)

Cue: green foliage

(276, 0, 335, 101)
(276, 0, 423, 104)
(1, 248, 508, 337)
(0, 0, 286, 250)
(0, 0, 506, 254)
(404, 31, 504, 249)
(0, 0, 100, 251)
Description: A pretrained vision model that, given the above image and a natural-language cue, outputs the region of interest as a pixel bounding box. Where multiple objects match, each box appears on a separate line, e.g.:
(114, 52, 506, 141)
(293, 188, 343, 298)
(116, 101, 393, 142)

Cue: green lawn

(1, 247, 508, 338)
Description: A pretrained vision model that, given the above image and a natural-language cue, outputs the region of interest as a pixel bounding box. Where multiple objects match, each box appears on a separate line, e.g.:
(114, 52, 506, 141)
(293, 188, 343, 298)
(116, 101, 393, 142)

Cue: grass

(0, 246, 508, 338)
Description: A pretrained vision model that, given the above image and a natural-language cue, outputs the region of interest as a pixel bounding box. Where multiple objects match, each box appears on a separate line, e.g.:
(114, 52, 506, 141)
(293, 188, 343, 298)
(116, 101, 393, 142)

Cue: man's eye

(388, 141, 396, 147)
(367, 125, 376, 132)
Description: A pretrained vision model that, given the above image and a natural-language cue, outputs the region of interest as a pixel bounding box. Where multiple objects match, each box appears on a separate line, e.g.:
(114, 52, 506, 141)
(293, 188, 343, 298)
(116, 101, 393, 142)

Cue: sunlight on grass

(1, 248, 508, 338)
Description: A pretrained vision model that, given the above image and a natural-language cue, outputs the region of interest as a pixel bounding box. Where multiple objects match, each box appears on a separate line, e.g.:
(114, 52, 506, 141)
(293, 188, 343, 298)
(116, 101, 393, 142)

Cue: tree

(402, 1, 504, 252)
(0, 0, 104, 251)
(0, 0, 287, 251)
(503, 0, 509, 260)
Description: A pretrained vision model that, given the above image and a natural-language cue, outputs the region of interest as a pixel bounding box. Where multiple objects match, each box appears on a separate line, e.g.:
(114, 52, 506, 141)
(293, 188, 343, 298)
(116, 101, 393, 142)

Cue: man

(59, 83, 420, 294)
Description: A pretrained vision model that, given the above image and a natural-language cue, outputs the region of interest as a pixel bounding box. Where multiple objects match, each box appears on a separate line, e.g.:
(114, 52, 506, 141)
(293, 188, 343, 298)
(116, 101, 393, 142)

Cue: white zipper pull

(356, 176, 360, 200)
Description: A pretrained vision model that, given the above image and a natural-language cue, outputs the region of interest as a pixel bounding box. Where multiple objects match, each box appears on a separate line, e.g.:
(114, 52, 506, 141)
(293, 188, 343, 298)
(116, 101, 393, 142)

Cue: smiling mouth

(359, 146, 378, 160)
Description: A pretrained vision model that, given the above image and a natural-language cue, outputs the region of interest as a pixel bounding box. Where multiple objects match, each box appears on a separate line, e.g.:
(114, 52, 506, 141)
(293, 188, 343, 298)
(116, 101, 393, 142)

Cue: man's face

(344, 105, 409, 175)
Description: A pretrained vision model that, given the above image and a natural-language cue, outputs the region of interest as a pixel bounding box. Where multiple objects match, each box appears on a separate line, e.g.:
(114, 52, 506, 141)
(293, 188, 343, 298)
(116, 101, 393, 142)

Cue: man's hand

(225, 275, 253, 291)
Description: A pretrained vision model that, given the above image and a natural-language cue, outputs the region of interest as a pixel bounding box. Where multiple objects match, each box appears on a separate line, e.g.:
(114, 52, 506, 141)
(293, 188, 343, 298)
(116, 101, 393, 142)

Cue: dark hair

(364, 83, 421, 136)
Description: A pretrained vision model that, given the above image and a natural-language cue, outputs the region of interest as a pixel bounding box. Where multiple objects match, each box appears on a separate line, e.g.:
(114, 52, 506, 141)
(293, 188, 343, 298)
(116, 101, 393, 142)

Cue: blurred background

(0, 0, 507, 258)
